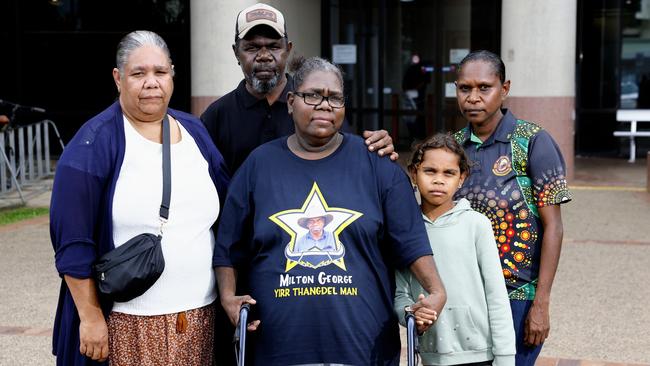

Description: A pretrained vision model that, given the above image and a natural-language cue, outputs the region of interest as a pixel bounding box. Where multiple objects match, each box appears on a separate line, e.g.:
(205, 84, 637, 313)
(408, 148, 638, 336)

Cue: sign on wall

(332, 44, 357, 64)
(450, 48, 470, 64)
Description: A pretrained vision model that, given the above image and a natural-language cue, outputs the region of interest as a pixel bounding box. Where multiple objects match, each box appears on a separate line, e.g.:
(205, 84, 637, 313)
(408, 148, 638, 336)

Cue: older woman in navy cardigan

(49, 30, 229, 366)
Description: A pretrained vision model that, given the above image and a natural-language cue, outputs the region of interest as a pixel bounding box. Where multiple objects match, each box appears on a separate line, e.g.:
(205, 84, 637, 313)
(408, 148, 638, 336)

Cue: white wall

(190, 0, 255, 97)
(501, 0, 577, 97)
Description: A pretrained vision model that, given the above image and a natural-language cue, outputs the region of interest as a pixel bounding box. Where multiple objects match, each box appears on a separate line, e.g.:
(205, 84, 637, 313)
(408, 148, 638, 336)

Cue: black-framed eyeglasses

(293, 91, 345, 108)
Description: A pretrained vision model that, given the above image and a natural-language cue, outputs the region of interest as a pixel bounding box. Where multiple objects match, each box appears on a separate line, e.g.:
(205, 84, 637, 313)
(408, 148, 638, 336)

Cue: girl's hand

(410, 294, 439, 333)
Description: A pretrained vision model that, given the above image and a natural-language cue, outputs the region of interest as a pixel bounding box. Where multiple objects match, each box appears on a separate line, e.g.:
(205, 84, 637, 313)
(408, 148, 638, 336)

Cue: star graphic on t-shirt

(269, 182, 362, 271)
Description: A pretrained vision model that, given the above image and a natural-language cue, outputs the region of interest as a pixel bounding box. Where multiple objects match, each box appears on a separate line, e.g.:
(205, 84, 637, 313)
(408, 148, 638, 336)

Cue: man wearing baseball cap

(235, 3, 287, 42)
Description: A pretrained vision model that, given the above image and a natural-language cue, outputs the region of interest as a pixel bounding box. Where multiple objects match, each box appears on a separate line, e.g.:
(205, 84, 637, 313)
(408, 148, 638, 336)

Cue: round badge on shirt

(492, 155, 512, 176)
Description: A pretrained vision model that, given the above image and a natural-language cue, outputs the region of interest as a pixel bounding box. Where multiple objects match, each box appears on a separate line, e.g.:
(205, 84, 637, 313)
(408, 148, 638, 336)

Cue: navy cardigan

(49, 102, 229, 366)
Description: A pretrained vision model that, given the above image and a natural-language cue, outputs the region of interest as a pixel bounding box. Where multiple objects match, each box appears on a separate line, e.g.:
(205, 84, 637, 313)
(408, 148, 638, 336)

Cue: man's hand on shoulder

(363, 130, 398, 161)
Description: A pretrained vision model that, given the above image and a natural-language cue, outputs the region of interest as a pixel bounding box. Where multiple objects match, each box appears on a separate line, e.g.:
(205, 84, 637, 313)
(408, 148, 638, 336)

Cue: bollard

(647, 151, 650, 193)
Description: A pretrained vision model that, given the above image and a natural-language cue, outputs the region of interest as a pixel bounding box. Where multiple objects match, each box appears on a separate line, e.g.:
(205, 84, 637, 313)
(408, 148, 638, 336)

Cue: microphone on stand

(0, 99, 47, 128)
(0, 99, 47, 113)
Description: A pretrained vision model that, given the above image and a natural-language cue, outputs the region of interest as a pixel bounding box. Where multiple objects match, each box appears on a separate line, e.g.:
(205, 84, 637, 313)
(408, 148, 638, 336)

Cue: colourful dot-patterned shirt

(453, 109, 572, 300)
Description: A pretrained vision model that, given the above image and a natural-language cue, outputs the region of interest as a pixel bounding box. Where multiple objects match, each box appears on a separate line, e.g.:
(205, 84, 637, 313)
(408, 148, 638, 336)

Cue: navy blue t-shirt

(214, 133, 432, 366)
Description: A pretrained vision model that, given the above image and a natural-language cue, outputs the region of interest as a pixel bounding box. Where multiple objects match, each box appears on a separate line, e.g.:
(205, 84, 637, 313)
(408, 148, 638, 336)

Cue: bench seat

(613, 131, 650, 137)
(615, 109, 650, 163)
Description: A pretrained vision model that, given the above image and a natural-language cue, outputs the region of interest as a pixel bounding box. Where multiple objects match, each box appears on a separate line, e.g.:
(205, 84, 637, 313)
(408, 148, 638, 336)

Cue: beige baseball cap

(236, 3, 286, 40)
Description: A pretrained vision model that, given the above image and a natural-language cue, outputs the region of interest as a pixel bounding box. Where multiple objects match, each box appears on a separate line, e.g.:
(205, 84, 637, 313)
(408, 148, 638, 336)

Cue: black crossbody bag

(93, 114, 171, 302)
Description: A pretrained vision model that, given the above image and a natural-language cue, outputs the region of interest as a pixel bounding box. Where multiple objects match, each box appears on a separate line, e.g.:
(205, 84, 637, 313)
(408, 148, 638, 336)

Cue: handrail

(0, 119, 65, 203)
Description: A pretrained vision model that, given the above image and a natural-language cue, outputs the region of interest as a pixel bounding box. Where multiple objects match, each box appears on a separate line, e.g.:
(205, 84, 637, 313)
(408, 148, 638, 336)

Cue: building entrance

(323, 0, 500, 148)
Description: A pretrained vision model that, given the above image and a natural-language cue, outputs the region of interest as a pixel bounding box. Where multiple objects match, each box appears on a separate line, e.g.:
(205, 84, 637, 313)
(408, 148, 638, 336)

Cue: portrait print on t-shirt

(269, 182, 362, 271)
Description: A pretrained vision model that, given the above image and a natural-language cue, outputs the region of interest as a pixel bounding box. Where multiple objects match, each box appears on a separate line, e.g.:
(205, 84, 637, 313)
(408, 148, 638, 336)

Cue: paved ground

(0, 179, 53, 210)
(1, 156, 649, 366)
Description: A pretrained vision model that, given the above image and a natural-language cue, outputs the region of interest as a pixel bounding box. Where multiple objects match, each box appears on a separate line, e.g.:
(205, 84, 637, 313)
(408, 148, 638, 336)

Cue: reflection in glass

(621, 0, 650, 109)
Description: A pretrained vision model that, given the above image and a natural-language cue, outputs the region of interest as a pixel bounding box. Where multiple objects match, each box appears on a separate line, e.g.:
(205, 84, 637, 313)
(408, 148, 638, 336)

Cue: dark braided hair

(408, 133, 470, 176)
(457, 50, 506, 84)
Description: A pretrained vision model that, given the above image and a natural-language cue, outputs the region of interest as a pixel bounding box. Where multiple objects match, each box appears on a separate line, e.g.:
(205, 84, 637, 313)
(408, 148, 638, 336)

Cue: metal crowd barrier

(0, 119, 65, 204)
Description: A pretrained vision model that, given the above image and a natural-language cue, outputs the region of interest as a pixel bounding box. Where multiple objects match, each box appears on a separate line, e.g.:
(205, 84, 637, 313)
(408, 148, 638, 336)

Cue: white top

(111, 115, 220, 315)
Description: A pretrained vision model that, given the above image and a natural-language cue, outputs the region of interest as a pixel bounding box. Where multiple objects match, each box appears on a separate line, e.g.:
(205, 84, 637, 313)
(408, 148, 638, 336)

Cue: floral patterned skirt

(107, 304, 215, 366)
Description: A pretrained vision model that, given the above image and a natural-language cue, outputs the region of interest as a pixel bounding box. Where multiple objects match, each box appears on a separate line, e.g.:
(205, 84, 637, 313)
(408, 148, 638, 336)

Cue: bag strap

(159, 114, 171, 230)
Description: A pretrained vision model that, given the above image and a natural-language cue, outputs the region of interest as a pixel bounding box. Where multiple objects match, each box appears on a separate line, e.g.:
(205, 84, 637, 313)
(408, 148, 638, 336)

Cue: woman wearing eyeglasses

(213, 56, 447, 366)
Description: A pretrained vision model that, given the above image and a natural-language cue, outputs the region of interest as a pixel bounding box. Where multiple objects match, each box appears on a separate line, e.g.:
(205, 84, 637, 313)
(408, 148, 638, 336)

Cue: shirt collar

(470, 132, 483, 145)
(490, 108, 517, 143)
(460, 108, 517, 146)
(306, 230, 330, 241)
(236, 74, 294, 109)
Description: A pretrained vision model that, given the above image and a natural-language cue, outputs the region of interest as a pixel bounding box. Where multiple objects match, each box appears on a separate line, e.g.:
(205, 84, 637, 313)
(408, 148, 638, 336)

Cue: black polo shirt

(453, 109, 572, 300)
(201, 75, 296, 175)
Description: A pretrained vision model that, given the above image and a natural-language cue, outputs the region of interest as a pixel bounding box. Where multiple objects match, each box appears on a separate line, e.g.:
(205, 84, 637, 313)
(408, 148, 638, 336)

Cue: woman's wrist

(78, 306, 105, 323)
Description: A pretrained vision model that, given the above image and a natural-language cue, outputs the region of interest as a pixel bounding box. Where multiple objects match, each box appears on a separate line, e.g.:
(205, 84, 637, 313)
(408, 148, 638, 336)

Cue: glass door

(324, 0, 500, 148)
(620, 0, 650, 109)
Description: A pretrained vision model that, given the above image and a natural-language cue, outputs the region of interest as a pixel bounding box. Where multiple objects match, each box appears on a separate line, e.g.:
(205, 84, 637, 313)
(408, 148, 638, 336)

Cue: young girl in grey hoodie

(395, 134, 516, 366)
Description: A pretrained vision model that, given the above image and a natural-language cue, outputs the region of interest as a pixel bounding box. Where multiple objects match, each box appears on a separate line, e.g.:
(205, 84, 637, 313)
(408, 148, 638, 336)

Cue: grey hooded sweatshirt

(394, 198, 516, 366)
